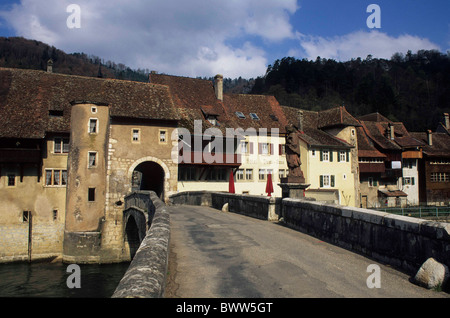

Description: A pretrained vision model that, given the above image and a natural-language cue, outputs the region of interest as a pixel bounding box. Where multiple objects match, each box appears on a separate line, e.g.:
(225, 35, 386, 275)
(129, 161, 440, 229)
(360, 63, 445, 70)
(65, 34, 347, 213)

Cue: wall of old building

(0, 137, 67, 262)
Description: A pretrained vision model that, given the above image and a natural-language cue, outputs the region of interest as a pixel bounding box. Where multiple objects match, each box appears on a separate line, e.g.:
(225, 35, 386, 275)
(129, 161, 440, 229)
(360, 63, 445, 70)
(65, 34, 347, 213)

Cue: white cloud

(0, 0, 298, 78)
(298, 30, 441, 61)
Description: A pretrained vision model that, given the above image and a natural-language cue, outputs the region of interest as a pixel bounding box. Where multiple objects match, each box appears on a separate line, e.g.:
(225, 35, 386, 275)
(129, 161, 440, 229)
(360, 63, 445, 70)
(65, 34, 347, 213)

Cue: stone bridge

(112, 191, 450, 298)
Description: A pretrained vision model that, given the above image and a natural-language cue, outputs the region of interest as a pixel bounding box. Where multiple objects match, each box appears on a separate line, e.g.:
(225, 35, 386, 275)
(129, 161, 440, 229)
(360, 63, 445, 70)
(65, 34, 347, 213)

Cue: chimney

(445, 113, 449, 129)
(388, 123, 394, 140)
(214, 74, 223, 101)
(298, 110, 304, 132)
(47, 59, 53, 73)
(427, 130, 433, 146)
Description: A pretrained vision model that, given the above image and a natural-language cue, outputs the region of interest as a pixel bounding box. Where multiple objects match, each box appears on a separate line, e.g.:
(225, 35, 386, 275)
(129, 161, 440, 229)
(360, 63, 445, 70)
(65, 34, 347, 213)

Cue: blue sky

(0, 0, 448, 78)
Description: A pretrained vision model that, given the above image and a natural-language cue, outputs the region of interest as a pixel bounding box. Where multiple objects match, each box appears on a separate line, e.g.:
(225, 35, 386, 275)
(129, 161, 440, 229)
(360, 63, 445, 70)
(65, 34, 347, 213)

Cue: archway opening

(124, 216, 140, 259)
(132, 161, 165, 198)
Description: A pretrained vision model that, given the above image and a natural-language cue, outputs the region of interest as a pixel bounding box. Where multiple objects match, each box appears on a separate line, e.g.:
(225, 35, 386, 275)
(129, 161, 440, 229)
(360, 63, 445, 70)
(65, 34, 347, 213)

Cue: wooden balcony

(0, 148, 41, 164)
(359, 162, 385, 173)
(178, 150, 241, 166)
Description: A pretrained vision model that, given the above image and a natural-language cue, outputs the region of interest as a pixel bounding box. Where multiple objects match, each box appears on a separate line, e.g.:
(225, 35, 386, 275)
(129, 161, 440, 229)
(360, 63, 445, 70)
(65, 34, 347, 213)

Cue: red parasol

(229, 170, 235, 194)
(265, 173, 274, 196)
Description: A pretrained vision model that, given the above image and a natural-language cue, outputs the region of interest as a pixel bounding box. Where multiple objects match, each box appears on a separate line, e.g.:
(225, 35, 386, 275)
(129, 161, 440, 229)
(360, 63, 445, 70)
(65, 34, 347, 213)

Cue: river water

(0, 261, 130, 298)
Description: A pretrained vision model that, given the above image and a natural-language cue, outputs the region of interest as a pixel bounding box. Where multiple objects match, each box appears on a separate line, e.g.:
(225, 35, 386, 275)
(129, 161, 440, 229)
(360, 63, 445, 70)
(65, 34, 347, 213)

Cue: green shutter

(320, 150, 323, 161)
(330, 151, 333, 162)
(337, 152, 340, 162)
(320, 175, 324, 187)
(412, 177, 415, 185)
(346, 150, 350, 162)
(374, 179, 378, 186)
(331, 175, 335, 187)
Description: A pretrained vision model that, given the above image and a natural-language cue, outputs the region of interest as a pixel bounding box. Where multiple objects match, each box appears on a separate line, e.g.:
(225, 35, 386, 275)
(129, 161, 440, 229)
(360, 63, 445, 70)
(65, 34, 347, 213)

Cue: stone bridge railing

(112, 191, 170, 298)
(169, 191, 450, 275)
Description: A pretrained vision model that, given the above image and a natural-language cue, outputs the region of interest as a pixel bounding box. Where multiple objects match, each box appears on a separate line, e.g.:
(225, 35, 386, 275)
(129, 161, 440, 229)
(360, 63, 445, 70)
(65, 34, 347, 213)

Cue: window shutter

(337, 152, 341, 162)
(320, 175, 324, 187)
(412, 177, 415, 185)
(320, 151, 323, 161)
(330, 151, 333, 162)
(270, 143, 274, 155)
(374, 179, 378, 186)
(331, 175, 335, 187)
(250, 142, 254, 154)
(258, 143, 262, 154)
(346, 150, 350, 162)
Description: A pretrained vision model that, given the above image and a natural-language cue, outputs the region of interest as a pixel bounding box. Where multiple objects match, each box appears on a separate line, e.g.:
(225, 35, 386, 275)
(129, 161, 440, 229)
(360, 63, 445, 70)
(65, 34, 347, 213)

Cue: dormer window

(250, 113, 260, 120)
(207, 116, 218, 126)
(235, 112, 246, 119)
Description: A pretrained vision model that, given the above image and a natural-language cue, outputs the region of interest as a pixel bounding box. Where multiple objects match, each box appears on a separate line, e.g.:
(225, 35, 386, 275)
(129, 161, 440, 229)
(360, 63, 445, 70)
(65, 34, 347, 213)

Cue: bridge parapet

(113, 191, 170, 298)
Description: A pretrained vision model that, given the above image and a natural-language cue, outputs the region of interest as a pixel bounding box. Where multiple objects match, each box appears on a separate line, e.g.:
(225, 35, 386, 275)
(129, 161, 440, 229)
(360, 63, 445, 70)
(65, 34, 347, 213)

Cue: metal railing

(371, 206, 450, 219)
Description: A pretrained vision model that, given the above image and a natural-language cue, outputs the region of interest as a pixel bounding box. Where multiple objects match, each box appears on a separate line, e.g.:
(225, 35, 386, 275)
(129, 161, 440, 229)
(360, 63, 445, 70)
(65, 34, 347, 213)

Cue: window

(269, 114, 279, 121)
(403, 177, 415, 185)
(53, 209, 58, 221)
(321, 150, 330, 162)
(339, 151, 347, 162)
(279, 144, 286, 155)
(320, 175, 335, 188)
(259, 169, 266, 181)
(88, 188, 96, 202)
(235, 111, 246, 119)
(245, 169, 253, 181)
(159, 130, 167, 143)
(89, 119, 98, 133)
(88, 152, 97, 168)
(54, 138, 70, 154)
(208, 168, 226, 181)
(261, 143, 269, 155)
(279, 169, 286, 180)
(403, 159, 414, 169)
(178, 167, 196, 181)
(351, 129, 355, 136)
(236, 169, 244, 181)
(250, 113, 260, 120)
(311, 149, 316, 157)
(45, 169, 67, 186)
(368, 177, 378, 187)
(23, 211, 31, 223)
(7, 174, 15, 187)
(91, 106, 97, 114)
(240, 141, 249, 154)
(132, 129, 140, 142)
(430, 172, 449, 182)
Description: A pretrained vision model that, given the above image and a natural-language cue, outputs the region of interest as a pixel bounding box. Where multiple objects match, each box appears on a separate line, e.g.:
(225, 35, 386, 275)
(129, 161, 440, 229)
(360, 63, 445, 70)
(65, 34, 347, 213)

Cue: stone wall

(282, 199, 450, 273)
(170, 191, 280, 221)
(112, 191, 170, 298)
(0, 222, 64, 263)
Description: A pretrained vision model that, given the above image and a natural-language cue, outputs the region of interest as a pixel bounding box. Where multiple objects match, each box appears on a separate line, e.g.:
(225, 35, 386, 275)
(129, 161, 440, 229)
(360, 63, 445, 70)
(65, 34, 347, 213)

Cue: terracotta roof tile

(410, 132, 450, 158)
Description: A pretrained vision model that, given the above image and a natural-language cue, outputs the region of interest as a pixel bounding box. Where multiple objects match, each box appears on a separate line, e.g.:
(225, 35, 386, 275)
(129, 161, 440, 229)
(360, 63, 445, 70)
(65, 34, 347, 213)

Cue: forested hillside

(251, 51, 450, 132)
(0, 37, 149, 82)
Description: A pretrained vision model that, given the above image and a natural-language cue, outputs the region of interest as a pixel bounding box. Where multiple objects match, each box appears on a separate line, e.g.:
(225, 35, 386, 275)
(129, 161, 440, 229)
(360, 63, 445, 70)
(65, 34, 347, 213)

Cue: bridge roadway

(165, 204, 449, 298)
